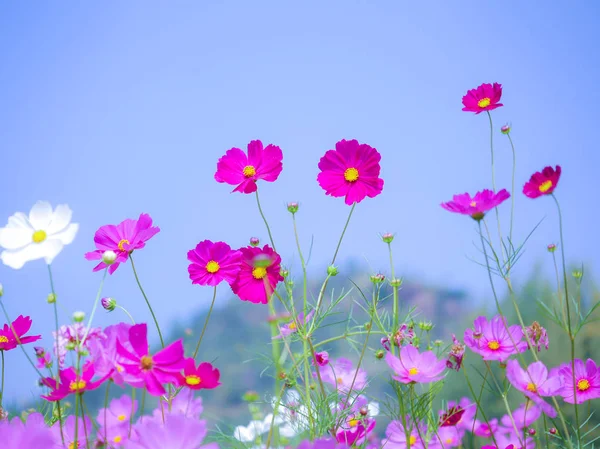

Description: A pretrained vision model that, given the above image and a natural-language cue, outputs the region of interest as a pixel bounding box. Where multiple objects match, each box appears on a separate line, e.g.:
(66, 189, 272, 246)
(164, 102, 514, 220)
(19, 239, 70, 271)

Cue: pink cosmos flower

(98, 422, 130, 447)
(385, 345, 446, 384)
(231, 245, 284, 304)
(177, 358, 221, 390)
(54, 322, 105, 368)
(487, 432, 534, 449)
(501, 403, 541, 431)
(0, 315, 40, 351)
(461, 82, 503, 114)
(382, 324, 415, 350)
(336, 418, 376, 447)
(384, 418, 426, 449)
(472, 418, 498, 438)
(523, 165, 561, 198)
(441, 189, 510, 221)
(314, 351, 329, 367)
(85, 213, 160, 274)
(439, 398, 476, 432)
(116, 323, 186, 396)
(446, 334, 465, 371)
(153, 389, 204, 420)
(464, 315, 528, 362)
(214, 139, 283, 194)
(41, 361, 111, 401)
(275, 310, 314, 339)
(558, 358, 600, 404)
(187, 240, 242, 287)
(97, 394, 138, 429)
(316, 357, 367, 393)
(506, 360, 562, 417)
(0, 413, 56, 449)
(88, 323, 138, 385)
(52, 415, 96, 449)
(432, 426, 463, 448)
(317, 139, 384, 205)
(298, 438, 350, 449)
(128, 413, 218, 449)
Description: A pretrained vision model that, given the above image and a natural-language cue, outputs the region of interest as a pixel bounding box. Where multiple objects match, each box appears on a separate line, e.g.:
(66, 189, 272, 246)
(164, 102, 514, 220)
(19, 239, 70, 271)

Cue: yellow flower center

(185, 375, 202, 386)
(446, 438, 453, 444)
(243, 165, 256, 178)
(116, 364, 124, 373)
(577, 379, 591, 391)
(539, 180, 553, 193)
(470, 201, 477, 207)
(68, 443, 80, 449)
(487, 340, 500, 350)
(117, 414, 126, 421)
(206, 260, 220, 273)
(252, 266, 267, 279)
(526, 382, 537, 393)
(0, 336, 8, 343)
(288, 322, 297, 330)
(140, 355, 154, 370)
(344, 167, 359, 182)
(69, 380, 87, 392)
(113, 436, 123, 443)
(409, 435, 417, 446)
(408, 367, 419, 375)
(336, 377, 344, 384)
(118, 239, 130, 252)
(478, 97, 491, 108)
(32, 230, 47, 243)
(349, 418, 359, 427)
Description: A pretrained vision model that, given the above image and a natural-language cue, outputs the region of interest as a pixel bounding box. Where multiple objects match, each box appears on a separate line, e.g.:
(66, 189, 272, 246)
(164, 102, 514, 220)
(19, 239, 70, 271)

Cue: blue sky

(1, 1, 599, 403)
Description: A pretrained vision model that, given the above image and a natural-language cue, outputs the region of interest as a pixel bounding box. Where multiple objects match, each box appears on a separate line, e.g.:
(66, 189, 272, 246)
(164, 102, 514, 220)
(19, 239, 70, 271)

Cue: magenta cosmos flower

(214, 139, 283, 194)
(0, 315, 41, 351)
(231, 245, 283, 304)
(464, 315, 527, 362)
(177, 358, 221, 390)
(41, 360, 111, 401)
(317, 139, 384, 205)
(316, 357, 367, 393)
(506, 360, 562, 417)
(116, 323, 185, 396)
(385, 345, 446, 384)
(0, 413, 56, 449)
(461, 82, 503, 114)
(187, 240, 241, 286)
(523, 165, 561, 198)
(128, 414, 218, 449)
(441, 189, 510, 221)
(314, 351, 329, 367)
(85, 213, 160, 274)
(558, 358, 600, 404)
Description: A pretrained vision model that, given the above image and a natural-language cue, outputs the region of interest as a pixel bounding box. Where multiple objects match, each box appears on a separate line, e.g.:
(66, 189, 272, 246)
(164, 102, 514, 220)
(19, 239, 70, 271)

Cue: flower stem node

(101, 250, 118, 265)
(249, 237, 260, 247)
(364, 322, 372, 330)
(287, 202, 299, 214)
(101, 297, 117, 312)
(47, 293, 57, 304)
(381, 233, 394, 243)
(72, 311, 85, 323)
(327, 265, 339, 276)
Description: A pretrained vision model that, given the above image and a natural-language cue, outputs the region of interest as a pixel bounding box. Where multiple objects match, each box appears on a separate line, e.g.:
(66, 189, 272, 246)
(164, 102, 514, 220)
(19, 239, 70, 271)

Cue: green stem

(0, 351, 4, 408)
(81, 268, 108, 347)
(255, 190, 276, 251)
(487, 111, 496, 193)
(103, 381, 111, 443)
(130, 254, 164, 348)
(507, 133, 517, 246)
(331, 203, 356, 265)
(80, 395, 91, 449)
(484, 361, 522, 445)
(388, 241, 399, 351)
(193, 286, 217, 359)
(47, 265, 61, 382)
(117, 305, 136, 324)
(463, 366, 499, 449)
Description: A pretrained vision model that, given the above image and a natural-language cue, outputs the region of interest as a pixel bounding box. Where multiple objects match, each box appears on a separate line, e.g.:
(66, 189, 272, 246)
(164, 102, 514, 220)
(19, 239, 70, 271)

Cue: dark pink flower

(41, 361, 111, 401)
(558, 358, 600, 404)
(506, 360, 562, 417)
(316, 357, 367, 393)
(187, 240, 242, 287)
(314, 351, 329, 367)
(317, 139, 384, 205)
(525, 321, 549, 352)
(523, 165, 561, 198)
(461, 82, 503, 114)
(441, 189, 510, 221)
(116, 323, 185, 396)
(385, 345, 446, 384)
(336, 418, 376, 447)
(177, 358, 221, 390)
(215, 140, 283, 194)
(85, 213, 160, 274)
(231, 245, 283, 304)
(0, 315, 40, 351)
(446, 334, 465, 371)
(464, 315, 528, 362)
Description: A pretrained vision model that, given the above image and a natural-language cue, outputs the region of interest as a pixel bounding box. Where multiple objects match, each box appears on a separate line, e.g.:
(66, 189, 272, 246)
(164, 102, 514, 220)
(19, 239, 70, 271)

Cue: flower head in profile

(0, 201, 79, 269)
(128, 413, 218, 449)
(336, 418, 376, 447)
(439, 398, 476, 431)
(54, 322, 105, 368)
(41, 361, 111, 401)
(525, 321, 549, 352)
(464, 315, 528, 362)
(187, 240, 242, 287)
(231, 245, 283, 304)
(317, 139, 384, 205)
(446, 334, 465, 371)
(558, 358, 600, 404)
(0, 413, 56, 449)
(523, 165, 561, 198)
(314, 351, 329, 367)
(0, 315, 41, 351)
(276, 310, 314, 339)
(441, 189, 510, 221)
(177, 358, 221, 390)
(506, 360, 562, 417)
(316, 357, 367, 393)
(215, 139, 283, 194)
(461, 82, 503, 114)
(85, 213, 160, 274)
(385, 345, 446, 384)
(116, 323, 186, 396)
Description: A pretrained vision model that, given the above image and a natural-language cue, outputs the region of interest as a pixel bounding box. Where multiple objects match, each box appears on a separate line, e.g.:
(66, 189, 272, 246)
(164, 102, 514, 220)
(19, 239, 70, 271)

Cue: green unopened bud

(280, 269, 289, 278)
(327, 265, 339, 276)
(434, 339, 443, 347)
(0, 283, 3, 297)
(287, 279, 294, 287)
(65, 342, 76, 351)
(364, 322, 372, 330)
(418, 321, 434, 331)
(500, 124, 511, 135)
(412, 336, 420, 347)
(287, 202, 299, 214)
(78, 349, 89, 357)
(572, 270, 583, 279)
(390, 278, 402, 288)
(72, 311, 85, 323)
(102, 250, 117, 265)
(547, 243, 557, 252)
(370, 273, 385, 284)
(375, 349, 385, 359)
(242, 390, 260, 402)
(381, 233, 394, 243)
(47, 293, 57, 304)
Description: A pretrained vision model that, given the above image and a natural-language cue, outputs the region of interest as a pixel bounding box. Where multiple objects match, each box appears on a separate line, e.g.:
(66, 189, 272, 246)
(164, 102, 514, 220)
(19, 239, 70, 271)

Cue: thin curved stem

(193, 286, 217, 359)
(507, 133, 517, 246)
(81, 268, 108, 347)
(487, 111, 497, 193)
(47, 265, 61, 382)
(130, 254, 164, 348)
(331, 203, 356, 265)
(0, 351, 4, 408)
(117, 306, 136, 324)
(255, 190, 276, 251)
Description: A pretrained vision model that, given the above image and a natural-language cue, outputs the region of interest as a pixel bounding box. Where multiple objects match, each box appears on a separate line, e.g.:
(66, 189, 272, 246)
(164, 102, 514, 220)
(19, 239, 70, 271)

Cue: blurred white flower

(233, 414, 283, 443)
(0, 201, 78, 269)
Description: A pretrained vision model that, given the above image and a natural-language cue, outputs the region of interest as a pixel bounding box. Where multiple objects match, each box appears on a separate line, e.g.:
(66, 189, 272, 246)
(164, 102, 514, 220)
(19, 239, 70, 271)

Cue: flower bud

(434, 339, 443, 347)
(327, 265, 339, 276)
(375, 349, 385, 359)
(549, 428, 557, 435)
(0, 283, 3, 297)
(364, 322, 371, 330)
(287, 279, 294, 287)
(34, 346, 45, 357)
(47, 293, 57, 304)
(390, 278, 402, 288)
(0, 407, 7, 421)
(418, 321, 433, 331)
(572, 270, 583, 279)
(287, 202, 299, 214)
(370, 273, 385, 284)
(280, 269, 289, 278)
(102, 250, 118, 265)
(65, 342, 76, 351)
(101, 297, 117, 312)
(72, 311, 85, 323)
(528, 428, 536, 436)
(359, 407, 368, 416)
(381, 233, 394, 243)
(242, 390, 260, 402)
(314, 351, 329, 367)
(547, 243, 557, 252)
(249, 237, 260, 247)
(500, 124, 511, 134)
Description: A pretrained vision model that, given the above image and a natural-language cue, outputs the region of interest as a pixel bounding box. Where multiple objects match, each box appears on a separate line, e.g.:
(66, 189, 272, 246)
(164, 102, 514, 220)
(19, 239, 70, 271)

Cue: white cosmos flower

(0, 201, 79, 269)
(233, 414, 284, 442)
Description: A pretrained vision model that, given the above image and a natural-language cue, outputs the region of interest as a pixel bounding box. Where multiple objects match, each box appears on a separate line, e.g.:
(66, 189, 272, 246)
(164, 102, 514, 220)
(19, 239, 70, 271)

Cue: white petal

(279, 423, 297, 438)
(51, 223, 78, 246)
(0, 239, 64, 269)
(0, 227, 34, 250)
(47, 204, 73, 234)
(43, 239, 64, 264)
(233, 425, 256, 442)
(368, 401, 380, 417)
(29, 201, 53, 230)
(6, 212, 32, 230)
